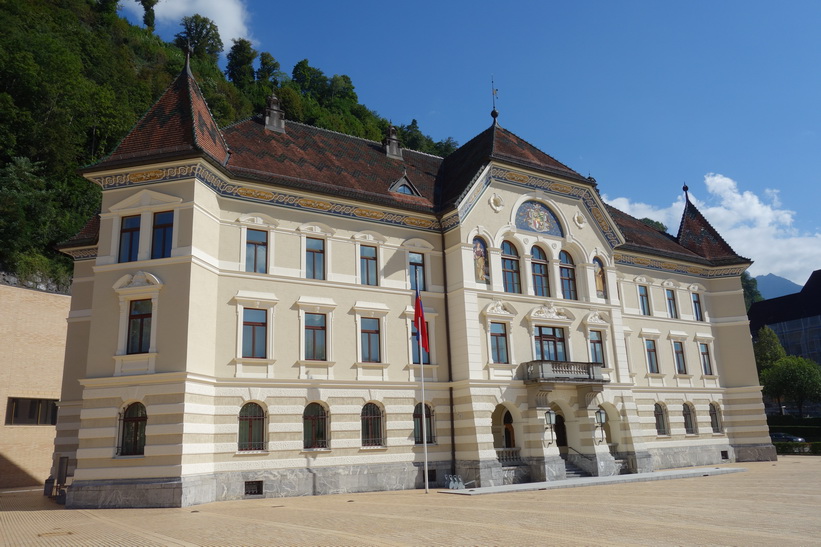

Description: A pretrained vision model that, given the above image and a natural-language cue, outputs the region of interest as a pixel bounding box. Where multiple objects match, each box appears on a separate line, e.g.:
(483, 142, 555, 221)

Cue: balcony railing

(495, 447, 522, 464)
(523, 360, 608, 384)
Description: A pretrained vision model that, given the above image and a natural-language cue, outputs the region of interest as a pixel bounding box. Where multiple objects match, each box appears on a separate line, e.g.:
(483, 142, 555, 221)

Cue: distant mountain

(755, 274, 802, 299)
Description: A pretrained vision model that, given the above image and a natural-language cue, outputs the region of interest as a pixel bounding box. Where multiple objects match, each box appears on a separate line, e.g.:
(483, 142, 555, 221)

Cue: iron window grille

(413, 403, 435, 445)
(238, 403, 267, 451)
(303, 403, 328, 449)
(361, 403, 384, 447)
(117, 402, 147, 456)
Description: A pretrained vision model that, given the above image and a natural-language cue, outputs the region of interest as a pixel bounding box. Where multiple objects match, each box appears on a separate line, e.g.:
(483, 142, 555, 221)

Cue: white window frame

(238, 214, 278, 274)
(353, 302, 390, 380)
(113, 271, 163, 376)
(527, 303, 574, 362)
(104, 190, 183, 265)
(298, 224, 335, 281)
(296, 296, 337, 379)
(696, 335, 716, 377)
(639, 328, 663, 376)
(583, 311, 611, 370)
(232, 290, 278, 378)
(402, 238, 434, 291)
(353, 232, 385, 287)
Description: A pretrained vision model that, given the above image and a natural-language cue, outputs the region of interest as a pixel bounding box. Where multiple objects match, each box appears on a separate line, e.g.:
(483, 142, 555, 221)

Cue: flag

(413, 288, 429, 353)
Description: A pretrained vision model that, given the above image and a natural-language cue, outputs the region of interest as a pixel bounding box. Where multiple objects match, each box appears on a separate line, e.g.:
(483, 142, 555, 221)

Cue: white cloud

(604, 174, 821, 285)
(120, 0, 252, 48)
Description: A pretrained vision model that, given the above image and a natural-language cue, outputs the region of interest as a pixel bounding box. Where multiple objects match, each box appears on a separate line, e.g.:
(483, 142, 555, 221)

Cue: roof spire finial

(683, 182, 690, 201)
(490, 76, 499, 124)
(183, 41, 193, 76)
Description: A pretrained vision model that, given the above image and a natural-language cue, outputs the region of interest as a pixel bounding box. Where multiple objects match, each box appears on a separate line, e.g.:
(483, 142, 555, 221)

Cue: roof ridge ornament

(264, 92, 285, 133)
(384, 124, 403, 160)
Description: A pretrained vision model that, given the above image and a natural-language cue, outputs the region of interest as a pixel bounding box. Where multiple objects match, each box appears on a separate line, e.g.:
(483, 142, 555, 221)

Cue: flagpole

(416, 270, 429, 494)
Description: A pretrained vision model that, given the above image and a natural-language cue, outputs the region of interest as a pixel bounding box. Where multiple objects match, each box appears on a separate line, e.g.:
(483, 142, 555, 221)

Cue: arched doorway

(555, 414, 568, 450)
(503, 410, 515, 448)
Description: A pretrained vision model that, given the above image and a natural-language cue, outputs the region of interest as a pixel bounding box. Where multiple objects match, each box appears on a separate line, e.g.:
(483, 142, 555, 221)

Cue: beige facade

(0, 284, 68, 488)
(51, 64, 775, 508)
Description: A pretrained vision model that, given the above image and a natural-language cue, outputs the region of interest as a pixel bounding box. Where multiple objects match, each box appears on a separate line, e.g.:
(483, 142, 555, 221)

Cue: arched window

(119, 402, 147, 456)
(709, 403, 723, 433)
(654, 403, 669, 436)
(531, 246, 550, 297)
(683, 403, 697, 435)
(503, 410, 515, 448)
(413, 403, 435, 444)
(472, 237, 489, 284)
(501, 241, 521, 293)
(238, 403, 266, 451)
(593, 257, 607, 299)
(361, 403, 384, 447)
(303, 403, 328, 449)
(559, 251, 577, 300)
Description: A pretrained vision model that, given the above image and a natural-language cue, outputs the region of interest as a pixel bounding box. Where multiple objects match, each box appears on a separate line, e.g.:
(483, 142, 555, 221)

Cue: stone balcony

(522, 360, 609, 385)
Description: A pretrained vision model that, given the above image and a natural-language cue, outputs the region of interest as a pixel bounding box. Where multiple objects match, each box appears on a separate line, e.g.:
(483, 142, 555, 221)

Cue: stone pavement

(2, 457, 819, 546)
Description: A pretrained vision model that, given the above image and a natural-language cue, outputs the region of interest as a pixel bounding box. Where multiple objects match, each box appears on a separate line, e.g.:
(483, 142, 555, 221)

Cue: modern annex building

(53, 60, 775, 508)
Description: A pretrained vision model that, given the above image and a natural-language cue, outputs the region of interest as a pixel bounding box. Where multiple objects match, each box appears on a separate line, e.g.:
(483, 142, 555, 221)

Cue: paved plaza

(2, 456, 819, 546)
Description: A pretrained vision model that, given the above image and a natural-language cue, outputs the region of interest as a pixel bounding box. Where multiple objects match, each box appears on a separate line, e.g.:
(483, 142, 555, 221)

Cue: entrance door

(555, 414, 568, 455)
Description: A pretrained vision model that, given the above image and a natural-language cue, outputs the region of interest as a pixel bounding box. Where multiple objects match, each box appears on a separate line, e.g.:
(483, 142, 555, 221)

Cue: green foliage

(762, 356, 821, 417)
(640, 218, 668, 232)
(226, 38, 257, 92)
(742, 271, 764, 311)
(753, 326, 787, 375)
(173, 14, 223, 63)
(138, 0, 159, 30)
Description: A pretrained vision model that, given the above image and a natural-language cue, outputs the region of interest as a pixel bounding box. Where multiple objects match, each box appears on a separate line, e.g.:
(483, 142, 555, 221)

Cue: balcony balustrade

(523, 360, 608, 384)
(495, 447, 522, 464)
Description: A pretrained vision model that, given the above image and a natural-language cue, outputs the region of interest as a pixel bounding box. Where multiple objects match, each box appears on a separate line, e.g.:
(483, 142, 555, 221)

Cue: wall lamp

(544, 409, 557, 446)
(594, 408, 607, 444)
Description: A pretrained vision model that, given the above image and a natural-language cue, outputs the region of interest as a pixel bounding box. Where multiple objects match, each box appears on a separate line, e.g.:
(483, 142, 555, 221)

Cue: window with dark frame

(412, 322, 430, 364)
(490, 322, 509, 364)
(683, 403, 697, 435)
(127, 299, 152, 354)
(361, 403, 383, 447)
(304, 313, 326, 360)
(638, 285, 651, 316)
(242, 308, 267, 359)
(361, 317, 381, 363)
(119, 215, 141, 263)
(303, 403, 328, 449)
(559, 251, 577, 300)
(4, 398, 58, 425)
(666, 289, 678, 319)
(151, 211, 173, 260)
(645, 339, 659, 373)
(501, 241, 521, 294)
(306, 237, 325, 280)
(413, 403, 435, 444)
(531, 246, 550, 297)
(709, 403, 723, 433)
(700, 343, 713, 375)
(674, 341, 687, 374)
(360, 245, 378, 286)
(692, 293, 704, 321)
(534, 326, 566, 361)
(238, 402, 266, 451)
(654, 403, 668, 436)
(589, 330, 605, 365)
(409, 252, 425, 291)
(246, 229, 268, 273)
(119, 402, 147, 456)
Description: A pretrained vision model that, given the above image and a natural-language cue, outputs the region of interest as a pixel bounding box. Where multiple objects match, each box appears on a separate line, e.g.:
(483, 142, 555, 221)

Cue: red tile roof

(56, 214, 99, 249)
(676, 196, 748, 264)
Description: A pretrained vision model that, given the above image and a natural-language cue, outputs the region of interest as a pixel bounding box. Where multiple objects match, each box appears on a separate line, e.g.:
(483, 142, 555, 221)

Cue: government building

(52, 60, 775, 508)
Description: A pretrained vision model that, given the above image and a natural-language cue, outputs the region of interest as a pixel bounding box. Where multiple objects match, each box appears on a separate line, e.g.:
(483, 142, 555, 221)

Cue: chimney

(384, 125, 402, 160)
(264, 92, 285, 133)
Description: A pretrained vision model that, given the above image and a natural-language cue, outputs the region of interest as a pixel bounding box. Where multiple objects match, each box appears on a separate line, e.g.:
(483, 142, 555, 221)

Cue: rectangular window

(409, 252, 425, 291)
(674, 341, 687, 374)
(638, 286, 651, 316)
(361, 317, 381, 363)
(119, 215, 141, 263)
(304, 313, 327, 360)
(645, 339, 659, 373)
(242, 308, 267, 359)
(490, 322, 509, 364)
(360, 245, 378, 286)
(127, 299, 152, 354)
(412, 322, 430, 364)
(590, 330, 605, 365)
(150, 211, 173, 260)
(534, 326, 566, 361)
(5, 398, 58, 425)
(532, 260, 549, 297)
(246, 229, 268, 273)
(306, 238, 325, 280)
(692, 293, 704, 321)
(666, 289, 678, 319)
(700, 343, 713, 375)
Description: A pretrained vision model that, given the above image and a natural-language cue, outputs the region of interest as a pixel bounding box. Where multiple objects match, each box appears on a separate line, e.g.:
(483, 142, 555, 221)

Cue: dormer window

(396, 184, 414, 195)
(389, 174, 421, 196)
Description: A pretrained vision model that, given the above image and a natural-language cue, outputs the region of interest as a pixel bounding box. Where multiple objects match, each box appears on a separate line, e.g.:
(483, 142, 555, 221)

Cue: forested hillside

(0, 0, 456, 289)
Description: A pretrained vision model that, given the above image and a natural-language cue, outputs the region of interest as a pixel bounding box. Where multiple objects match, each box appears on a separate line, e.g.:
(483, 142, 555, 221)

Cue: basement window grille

(245, 480, 263, 496)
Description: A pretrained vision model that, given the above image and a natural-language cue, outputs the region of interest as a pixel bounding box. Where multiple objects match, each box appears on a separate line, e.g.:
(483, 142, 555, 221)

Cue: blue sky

(120, 0, 821, 284)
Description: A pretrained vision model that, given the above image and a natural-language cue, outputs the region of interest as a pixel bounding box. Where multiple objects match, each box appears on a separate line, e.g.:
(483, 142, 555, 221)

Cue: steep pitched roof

(56, 214, 99, 250)
(676, 194, 748, 265)
(748, 269, 821, 333)
(222, 118, 440, 211)
(90, 61, 230, 170)
(606, 205, 707, 263)
(438, 122, 586, 207)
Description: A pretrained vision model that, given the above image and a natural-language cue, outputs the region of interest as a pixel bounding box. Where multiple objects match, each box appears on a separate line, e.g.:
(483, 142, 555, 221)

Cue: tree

(761, 356, 821, 417)
(138, 0, 158, 30)
(640, 218, 668, 232)
(173, 15, 223, 63)
(753, 326, 787, 375)
(292, 59, 328, 99)
(256, 52, 283, 86)
(742, 271, 764, 311)
(225, 38, 257, 92)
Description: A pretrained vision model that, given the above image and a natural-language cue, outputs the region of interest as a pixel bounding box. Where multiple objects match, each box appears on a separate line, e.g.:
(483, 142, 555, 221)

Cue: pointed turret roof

(676, 193, 748, 264)
(89, 59, 229, 170)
